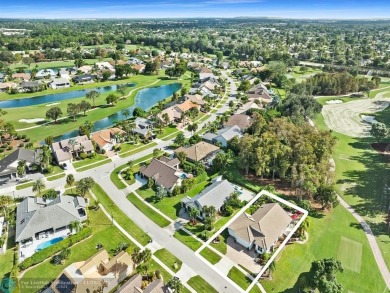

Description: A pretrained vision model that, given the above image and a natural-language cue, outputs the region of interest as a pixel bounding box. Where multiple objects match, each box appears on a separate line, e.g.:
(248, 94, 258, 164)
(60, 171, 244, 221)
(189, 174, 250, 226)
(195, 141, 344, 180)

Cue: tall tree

(32, 178, 46, 196)
(46, 107, 63, 123)
(86, 90, 100, 107)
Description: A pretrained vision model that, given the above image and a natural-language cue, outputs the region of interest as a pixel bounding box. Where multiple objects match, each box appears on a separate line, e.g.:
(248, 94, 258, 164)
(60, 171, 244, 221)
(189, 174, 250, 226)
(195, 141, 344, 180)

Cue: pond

(0, 83, 135, 108)
(53, 82, 181, 141)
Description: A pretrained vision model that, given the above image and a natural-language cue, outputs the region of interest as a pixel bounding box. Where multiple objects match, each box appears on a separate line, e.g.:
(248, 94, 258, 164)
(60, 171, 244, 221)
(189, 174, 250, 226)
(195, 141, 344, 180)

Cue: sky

(1, 0, 390, 19)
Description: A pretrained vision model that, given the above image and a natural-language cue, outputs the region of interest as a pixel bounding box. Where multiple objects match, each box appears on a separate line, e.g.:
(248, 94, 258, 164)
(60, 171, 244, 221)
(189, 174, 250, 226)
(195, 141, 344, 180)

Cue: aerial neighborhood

(0, 14, 389, 293)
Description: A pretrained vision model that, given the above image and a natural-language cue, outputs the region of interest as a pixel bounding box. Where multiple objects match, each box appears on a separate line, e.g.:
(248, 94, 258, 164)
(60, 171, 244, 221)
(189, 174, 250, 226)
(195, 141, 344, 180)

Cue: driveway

(226, 236, 261, 274)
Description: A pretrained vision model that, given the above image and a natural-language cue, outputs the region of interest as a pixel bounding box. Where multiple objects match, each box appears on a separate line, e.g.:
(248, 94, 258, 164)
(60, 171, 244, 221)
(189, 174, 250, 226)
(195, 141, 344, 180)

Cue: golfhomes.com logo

(0, 278, 16, 293)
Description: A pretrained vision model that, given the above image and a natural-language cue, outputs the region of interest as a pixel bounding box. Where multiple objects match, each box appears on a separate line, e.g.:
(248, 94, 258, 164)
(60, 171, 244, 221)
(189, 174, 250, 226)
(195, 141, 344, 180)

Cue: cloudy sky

(1, 0, 389, 19)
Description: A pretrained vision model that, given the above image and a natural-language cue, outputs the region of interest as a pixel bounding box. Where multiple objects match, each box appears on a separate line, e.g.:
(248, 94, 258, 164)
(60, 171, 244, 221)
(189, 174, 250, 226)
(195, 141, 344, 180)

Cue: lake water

(53, 83, 181, 141)
(0, 83, 135, 108)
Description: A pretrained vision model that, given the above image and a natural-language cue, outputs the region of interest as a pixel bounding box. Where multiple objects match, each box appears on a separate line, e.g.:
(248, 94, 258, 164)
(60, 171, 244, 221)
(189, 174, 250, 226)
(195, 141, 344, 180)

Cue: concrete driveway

(226, 236, 261, 274)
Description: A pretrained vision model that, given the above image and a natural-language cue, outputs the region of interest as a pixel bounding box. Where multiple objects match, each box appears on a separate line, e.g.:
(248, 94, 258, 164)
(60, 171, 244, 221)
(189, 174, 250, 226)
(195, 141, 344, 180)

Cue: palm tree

(86, 90, 100, 108)
(17, 160, 27, 178)
(140, 248, 152, 263)
(39, 145, 51, 172)
(32, 178, 46, 196)
(0, 195, 12, 218)
(69, 220, 82, 233)
(66, 174, 75, 191)
(122, 109, 130, 120)
(68, 138, 78, 159)
(188, 207, 199, 226)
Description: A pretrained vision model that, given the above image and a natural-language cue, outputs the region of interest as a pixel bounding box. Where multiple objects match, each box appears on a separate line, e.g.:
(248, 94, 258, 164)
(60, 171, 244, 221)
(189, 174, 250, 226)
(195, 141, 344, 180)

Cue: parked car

(62, 163, 68, 170)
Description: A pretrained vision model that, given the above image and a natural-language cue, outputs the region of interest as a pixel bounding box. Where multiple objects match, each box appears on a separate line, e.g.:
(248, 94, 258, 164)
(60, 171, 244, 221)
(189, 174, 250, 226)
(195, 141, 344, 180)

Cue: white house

(202, 125, 243, 147)
(49, 78, 70, 89)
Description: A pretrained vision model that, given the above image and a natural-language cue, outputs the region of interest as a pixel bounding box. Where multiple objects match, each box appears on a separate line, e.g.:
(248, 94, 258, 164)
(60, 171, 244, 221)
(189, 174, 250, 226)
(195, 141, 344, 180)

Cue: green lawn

(127, 193, 171, 227)
(110, 164, 128, 189)
(156, 125, 178, 139)
(0, 249, 15, 278)
(260, 206, 387, 293)
(227, 267, 261, 293)
(187, 275, 218, 293)
(154, 248, 182, 272)
(174, 229, 202, 251)
(20, 208, 134, 293)
(137, 177, 211, 220)
(199, 247, 222, 265)
(119, 142, 158, 158)
(46, 173, 66, 181)
(76, 159, 111, 172)
(91, 184, 150, 246)
(72, 154, 108, 168)
(313, 111, 390, 270)
(15, 181, 33, 190)
(210, 229, 229, 255)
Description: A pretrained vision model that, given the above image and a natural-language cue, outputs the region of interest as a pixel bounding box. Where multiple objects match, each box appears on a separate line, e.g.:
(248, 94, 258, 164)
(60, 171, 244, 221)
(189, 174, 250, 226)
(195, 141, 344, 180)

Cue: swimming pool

(180, 174, 187, 179)
(35, 236, 65, 251)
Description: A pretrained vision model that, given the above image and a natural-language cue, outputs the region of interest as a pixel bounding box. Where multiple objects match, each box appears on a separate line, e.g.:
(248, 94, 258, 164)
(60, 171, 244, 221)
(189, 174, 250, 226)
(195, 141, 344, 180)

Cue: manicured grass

(76, 159, 111, 172)
(154, 248, 182, 272)
(72, 154, 108, 168)
(337, 237, 363, 273)
(174, 229, 202, 251)
(46, 173, 66, 181)
(127, 193, 171, 227)
(44, 165, 64, 177)
(156, 125, 178, 139)
(15, 181, 33, 190)
(210, 229, 229, 255)
(148, 259, 172, 281)
(223, 163, 262, 192)
(119, 142, 157, 158)
(260, 206, 387, 293)
(20, 208, 134, 293)
(228, 267, 262, 293)
(199, 247, 222, 265)
(187, 275, 218, 293)
(137, 177, 211, 220)
(110, 165, 128, 189)
(91, 184, 150, 246)
(161, 131, 181, 141)
(313, 112, 390, 270)
(0, 249, 15, 278)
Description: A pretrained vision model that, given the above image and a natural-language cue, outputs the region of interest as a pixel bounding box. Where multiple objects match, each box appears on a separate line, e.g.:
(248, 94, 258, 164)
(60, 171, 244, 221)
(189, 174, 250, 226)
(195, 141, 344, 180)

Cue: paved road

(338, 195, 390, 290)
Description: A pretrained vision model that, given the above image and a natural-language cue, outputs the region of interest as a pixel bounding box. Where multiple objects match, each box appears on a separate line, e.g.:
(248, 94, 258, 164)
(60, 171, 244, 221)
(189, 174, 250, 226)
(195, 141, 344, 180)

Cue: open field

(322, 91, 390, 137)
(337, 237, 363, 273)
(261, 206, 387, 292)
(314, 110, 390, 271)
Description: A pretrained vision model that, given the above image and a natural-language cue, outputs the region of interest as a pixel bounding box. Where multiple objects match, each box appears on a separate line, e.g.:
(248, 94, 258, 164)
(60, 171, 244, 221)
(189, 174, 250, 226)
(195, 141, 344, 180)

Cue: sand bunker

(46, 102, 60, 107)
(326, 99, 343, 104)
(19, 118, 45, 123)
(361, 115, 378, 124)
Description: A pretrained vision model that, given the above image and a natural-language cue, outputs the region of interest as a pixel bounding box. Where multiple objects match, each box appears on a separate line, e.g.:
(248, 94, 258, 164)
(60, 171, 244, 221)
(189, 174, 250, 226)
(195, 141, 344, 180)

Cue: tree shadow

(279, 271, 311, 293)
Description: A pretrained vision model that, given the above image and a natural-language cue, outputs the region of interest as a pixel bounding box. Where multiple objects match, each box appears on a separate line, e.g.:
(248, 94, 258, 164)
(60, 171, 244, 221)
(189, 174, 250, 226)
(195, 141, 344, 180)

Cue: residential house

(127, 57, 143, 65)
(16, 195, 88, 244)
(0, 148, 41, 182)
(174, 141, 220, 164)
(228, 203, 292, 254)
(132, 64, 146, 73)
(49, 78, 71, 89)
(72, 74, 95, 83)
(96, 62, 115, 72)
(161, 60, 174, 69)
(91, 127, 125, 152)
(175, 100, 201, 114)
(224, 114, 252, 130)
(116, 274, 165, 293)
(139, 157, 182, 192)
(237, 101, 262, 114)
(247, 83, 272, 104)
(184, 94, 205, 106)
(12, 73, 31, 81)
(202, 125, 242, 147)
(36, 69, 57, 79)
(19, 81, 42, 92)
(199, 67, 215, 81)
(51, 135, 94, 164)
(51, 250, 133, 293)
(158, 106, 181, 124)
(78, 65, 92, 74)
(181, 176, 236, 219)
(0, 82, 17, 92)
(133, 117, 156, 139)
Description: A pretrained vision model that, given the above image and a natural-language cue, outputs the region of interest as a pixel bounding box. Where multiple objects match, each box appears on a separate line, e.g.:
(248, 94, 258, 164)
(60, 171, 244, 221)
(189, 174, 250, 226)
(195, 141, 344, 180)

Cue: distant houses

(175, 141, 220, 164)
(0, 148, 41, 182)
(202, 125, 243, 147)
(49, 77, 70, 89)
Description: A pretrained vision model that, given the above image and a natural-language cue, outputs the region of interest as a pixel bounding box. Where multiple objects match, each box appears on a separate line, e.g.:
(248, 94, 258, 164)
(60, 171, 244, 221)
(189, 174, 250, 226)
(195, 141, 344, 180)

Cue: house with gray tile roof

(181, 176, 236, 219)
(0, 148, 41, 182)
(51, 135, 94, 164)
(202, 125, 243, 147)
(228, 203, 292, 254)
(16, 195, 88, 244)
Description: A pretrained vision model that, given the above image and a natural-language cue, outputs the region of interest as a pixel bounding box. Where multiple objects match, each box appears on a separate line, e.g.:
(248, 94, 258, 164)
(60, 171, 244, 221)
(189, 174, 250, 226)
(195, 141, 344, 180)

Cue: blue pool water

(35, 236, 65, 251)
(53, 83, 182, 142)
(180, 174, 187, 179)
(0, 83, 135, 108)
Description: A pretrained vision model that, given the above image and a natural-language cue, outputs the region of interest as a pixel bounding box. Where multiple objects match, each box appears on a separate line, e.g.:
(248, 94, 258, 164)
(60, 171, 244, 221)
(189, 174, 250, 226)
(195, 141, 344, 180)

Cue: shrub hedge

(18, 227, 92, 271)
